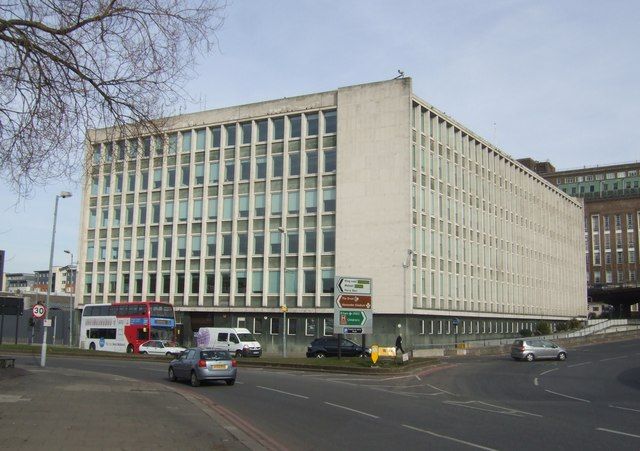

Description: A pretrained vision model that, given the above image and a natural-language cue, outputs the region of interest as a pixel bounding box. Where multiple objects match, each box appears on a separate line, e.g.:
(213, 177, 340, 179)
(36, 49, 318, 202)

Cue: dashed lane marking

(324, 401, 379, 419)
(402, 424, 499, 451)
(544, 389, 590, 403)
(539, 368, 558, 376)
(596, 428, 640, 439)
(609, 405, 640, 413)
(444, 400, 542, 418)
(256, 385, 309, 399)
(599, 356, 627, 362)
(567, 362, 592, 368)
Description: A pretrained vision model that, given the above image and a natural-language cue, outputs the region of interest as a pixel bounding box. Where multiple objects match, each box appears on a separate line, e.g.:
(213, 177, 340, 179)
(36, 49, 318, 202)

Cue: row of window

(87, 229, 336, 261)
(91, 110, 337, 164)
(561, 169, 639, 184)
(90, 150, 337, 195)
(86, 269, 336, 296)
(592, 269, 638, 284)
(88, 189, 336, 229)
(589, 213, 638, 233)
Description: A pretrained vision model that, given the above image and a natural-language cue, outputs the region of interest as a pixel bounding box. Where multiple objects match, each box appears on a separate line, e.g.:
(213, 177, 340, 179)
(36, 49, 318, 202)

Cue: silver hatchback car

(168, 348, 237, 386)
(510, 339, 567, 362)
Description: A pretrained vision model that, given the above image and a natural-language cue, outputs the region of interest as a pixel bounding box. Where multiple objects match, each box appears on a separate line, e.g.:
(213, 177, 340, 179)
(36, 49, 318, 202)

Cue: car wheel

(525, 353, 535, 362)
(126, 344, 134, 354)
(89, 342, 96, 351)
(557, 352, 567, 361)
(165, 352, 173, 357)
(190, 371, 201, 387)
(235, 350, 243, 358)
(168, 367, 177, 382)
(315, 352, 326, 358)
(226, 379, 236, 386)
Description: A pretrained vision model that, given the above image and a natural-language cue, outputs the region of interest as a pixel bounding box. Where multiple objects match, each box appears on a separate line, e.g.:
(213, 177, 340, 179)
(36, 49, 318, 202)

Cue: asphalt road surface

(14, 338, 640, 450)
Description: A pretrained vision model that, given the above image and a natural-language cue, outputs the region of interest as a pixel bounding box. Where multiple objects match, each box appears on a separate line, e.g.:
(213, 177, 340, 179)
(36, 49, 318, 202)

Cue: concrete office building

(78, 78, 585, 352)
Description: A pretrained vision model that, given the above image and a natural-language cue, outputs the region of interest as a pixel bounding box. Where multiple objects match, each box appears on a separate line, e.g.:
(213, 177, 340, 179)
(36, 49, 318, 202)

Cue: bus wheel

(126, 344, 134, 354)
(89, 342, 96, 351)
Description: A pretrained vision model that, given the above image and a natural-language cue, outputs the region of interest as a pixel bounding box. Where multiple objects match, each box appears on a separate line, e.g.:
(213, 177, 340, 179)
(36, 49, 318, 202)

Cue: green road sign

(339, 310, 366, 326)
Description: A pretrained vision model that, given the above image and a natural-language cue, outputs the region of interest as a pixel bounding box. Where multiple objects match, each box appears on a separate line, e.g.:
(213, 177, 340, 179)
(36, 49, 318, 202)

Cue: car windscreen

(237, 333, 256, 342)
(201, 350, 231, 360)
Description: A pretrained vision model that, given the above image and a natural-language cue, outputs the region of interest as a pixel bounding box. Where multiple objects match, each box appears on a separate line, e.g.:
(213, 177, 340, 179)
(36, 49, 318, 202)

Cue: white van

(194, 327, 262, 357)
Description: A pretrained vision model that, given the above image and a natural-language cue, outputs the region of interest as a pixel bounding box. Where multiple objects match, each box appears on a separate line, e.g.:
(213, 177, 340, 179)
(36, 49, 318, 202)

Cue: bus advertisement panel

(79, 301, 176, 353)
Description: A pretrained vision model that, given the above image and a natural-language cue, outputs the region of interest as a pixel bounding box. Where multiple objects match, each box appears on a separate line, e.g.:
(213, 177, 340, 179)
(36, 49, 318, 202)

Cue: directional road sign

(334, 276, 372, 335)
(336, 294, 371, 309)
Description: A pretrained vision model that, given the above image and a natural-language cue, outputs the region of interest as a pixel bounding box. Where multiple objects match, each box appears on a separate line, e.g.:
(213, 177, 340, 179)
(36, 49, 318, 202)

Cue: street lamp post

(40, 191, 72, 367)
(64, 249, 74, 348)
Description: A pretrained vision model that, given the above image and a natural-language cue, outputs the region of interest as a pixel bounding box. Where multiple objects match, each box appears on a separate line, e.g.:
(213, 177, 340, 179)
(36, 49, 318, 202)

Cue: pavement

(0, 358, 272, 451)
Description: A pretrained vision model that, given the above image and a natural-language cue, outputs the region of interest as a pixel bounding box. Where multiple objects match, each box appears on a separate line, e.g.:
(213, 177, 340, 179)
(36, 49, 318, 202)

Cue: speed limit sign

(32, 304, 46, 318)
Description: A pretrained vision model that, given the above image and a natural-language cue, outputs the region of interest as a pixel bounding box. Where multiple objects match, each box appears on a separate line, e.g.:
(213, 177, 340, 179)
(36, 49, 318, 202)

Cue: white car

(139, 340, 186, 357)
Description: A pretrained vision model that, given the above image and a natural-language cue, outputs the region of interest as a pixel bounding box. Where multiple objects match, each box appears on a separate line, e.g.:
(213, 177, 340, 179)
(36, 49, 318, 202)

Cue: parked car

(510, 339, 567, 362)
(168, 348, 237, 387)
(306, 337, 370, 358)
(139, 340, 186, 357)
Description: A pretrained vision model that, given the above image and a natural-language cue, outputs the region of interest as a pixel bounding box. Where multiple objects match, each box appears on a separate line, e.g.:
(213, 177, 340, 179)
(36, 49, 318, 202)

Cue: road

(14, 338, 640, 450)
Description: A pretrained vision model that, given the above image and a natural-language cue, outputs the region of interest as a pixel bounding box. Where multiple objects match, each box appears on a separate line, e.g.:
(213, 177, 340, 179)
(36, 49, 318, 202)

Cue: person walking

(395, 334, 404, 355)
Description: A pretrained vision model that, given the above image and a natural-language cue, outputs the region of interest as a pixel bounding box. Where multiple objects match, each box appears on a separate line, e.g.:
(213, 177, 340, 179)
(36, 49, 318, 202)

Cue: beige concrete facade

(77, 78, 586, 348)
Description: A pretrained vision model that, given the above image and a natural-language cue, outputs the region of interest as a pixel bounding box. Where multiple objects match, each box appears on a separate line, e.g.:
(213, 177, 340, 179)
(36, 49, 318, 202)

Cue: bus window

(217, 333, 228, 342)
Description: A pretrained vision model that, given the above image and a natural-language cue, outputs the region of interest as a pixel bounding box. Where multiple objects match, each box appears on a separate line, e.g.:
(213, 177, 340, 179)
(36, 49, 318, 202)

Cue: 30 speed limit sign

(32, 304, 46, 318)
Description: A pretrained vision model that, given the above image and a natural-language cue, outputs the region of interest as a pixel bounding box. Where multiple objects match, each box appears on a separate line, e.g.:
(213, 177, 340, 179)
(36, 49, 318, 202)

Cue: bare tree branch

(0, 0, 226, 196)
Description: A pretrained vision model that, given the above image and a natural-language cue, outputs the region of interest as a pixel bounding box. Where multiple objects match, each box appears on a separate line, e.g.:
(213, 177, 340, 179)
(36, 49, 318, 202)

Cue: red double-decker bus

(79, 301, 176, 353)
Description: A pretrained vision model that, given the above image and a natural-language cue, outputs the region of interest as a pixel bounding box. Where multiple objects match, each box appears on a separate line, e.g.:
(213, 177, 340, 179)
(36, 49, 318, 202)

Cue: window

(256, 157, 267, 179)
(193, 199, 203, 220)
(255, 194, 265, 216)
(207, 235, 216, 257)
(253, 317, 263, 334)
(254, 233, 264, 254)
(289, 115, 301, 138)
(287, 232, 298, 253)
(272, 155, 283, 177)
(195, 129, 206, 151)
(222, 233, 232, 256)
(211, 126, 221, 148)
(225, 161, 234, 182)
(221, 273, 230, 293)
(138, 205, 147, 225)
(208, 198, 218, 219)
(288, 191, 299, 214)
(323, 188, 336, 212)
(150, 238, 158, 258)
(241, 122, 252, 145)
(177, 236, 187, 258)
(323, 229, 335, 252)
(252, 271, 263, 293)
(167, 168, 175, 188)
(124, 239, 132, 258)
(140, 171, 148, 190)
(273, 117, 284, 140)
(306, 151, 318, 174)
(191, 273, 200, 294)
(270, 318, 280, 335)
(257, 120, 268, 142)
(240, 159, 250, 180)
(164, 237, 172, 258)
(238, 195, 249, 218)
(305, 190, 317, 214)
(192, 235, 201, 257)
(195, 164, 204, 184)
(270, 232, 281, 254)
(206, 273, 215, 293)
(135, 238, 144, 259)
(304, 270, 315, 293)
(237, 271, 247, 293)
(323, 318, 334, 335)
(225, 124, 236, 147)
(179, 200, 188, 221)
(223, 197, 233, 220)
(237, 233, 248, 255)
(306, 113, 318, 136)
(285, 270, 297, 294)
(268, 270, 280, 293)
(176, 273, 185, 294)
(181, 131, 191, 153)
(101, 208, 109, 228)
(271, 193, 282, 215)
(165, 201, 174, 222)
(324, 110, 337, 134)
(305, 230, 316, 253)
(209, 162, 219, 184)
(324, 149, 336, 172)
(287, 318, 297, 336)
(289, 153, 300, 176)
(322, 269, 334, 293)
(305, 318, 317, 336)
(153, 169, 162, 189)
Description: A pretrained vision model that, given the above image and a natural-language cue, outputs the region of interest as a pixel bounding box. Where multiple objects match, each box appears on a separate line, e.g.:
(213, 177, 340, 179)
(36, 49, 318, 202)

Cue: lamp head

(59, 191, 72, 198)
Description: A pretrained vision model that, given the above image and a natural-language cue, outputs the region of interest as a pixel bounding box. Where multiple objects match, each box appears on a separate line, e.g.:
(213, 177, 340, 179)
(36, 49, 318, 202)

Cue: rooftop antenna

(492, 122, 497, 145)
(394, 69, 405, 79)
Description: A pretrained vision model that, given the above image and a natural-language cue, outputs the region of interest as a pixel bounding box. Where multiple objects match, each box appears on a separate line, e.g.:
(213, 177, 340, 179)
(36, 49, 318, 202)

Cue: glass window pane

(307, 113, 318, 136)
(271, 193, 282, 215)
(307, 151, 318, 174)
(289, 115, 301, 138)
(225, 124, 236, 147)
(285, 271, 297, 294)
(273, 117, 284, 140)
(288, 191, 299, 214)
(324, 110, 337, 134)
(289, 153, 300, 176)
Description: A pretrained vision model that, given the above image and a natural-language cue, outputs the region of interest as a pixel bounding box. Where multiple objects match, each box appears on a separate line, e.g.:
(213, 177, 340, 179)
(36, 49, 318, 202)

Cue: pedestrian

(395, 334, 404, 355)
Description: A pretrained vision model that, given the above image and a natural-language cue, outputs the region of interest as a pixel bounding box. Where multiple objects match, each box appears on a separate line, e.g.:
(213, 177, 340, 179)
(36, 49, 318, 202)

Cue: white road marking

(596, 428, 640, 439)
(444, 400, 542, 418)
(609, 405, 640, 413)
(324, 402, 379, 419)
(567, 362, 592, 368)
(539, 368, 558, 376)
(380, 374, 416, 381)
(415, 375, 422, 381)
(256, 386, 309, 399)
(534, 378, 539, 386)
(600, 356, 627, 362)
(0, 395, 30, 403)
(403, 424, 498, 451)
(427, 383, 457, 396)
(545, 389, 590, 403)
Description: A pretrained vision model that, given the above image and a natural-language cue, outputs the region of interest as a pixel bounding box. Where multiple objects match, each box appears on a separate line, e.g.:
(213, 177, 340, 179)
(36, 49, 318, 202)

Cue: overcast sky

(2, 0, 639, 273)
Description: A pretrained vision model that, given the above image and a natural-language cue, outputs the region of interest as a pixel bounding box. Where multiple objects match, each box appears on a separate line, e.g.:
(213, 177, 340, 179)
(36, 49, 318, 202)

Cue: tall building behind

(78, 79, 586, 350)
(528, 161, 640, 315)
